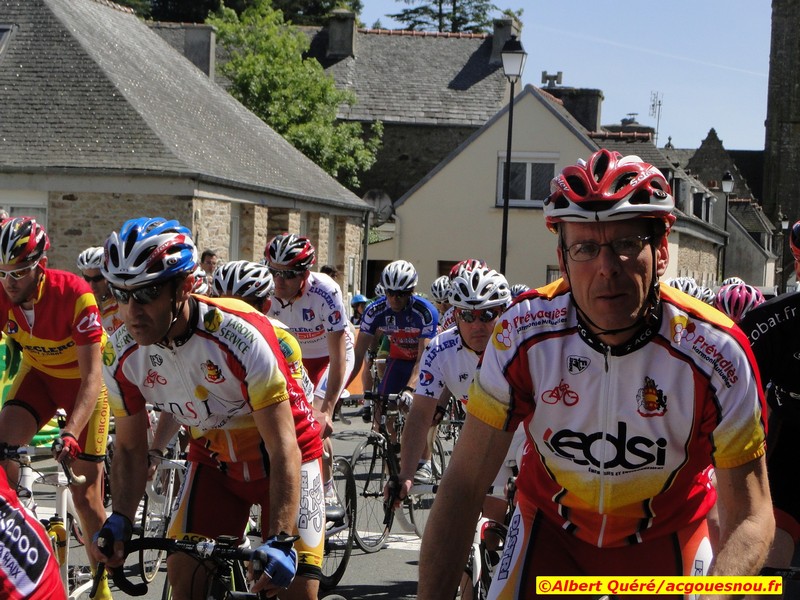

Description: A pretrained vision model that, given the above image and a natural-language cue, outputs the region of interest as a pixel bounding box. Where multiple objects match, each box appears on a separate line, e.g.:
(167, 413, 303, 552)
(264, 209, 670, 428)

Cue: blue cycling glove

(94, 512, 133, 557)
(252, 534, 299, 589)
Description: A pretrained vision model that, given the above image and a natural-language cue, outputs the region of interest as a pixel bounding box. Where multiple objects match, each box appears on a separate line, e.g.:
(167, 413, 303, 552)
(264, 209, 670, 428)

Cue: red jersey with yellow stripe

(468, 280, 767, 547)
(0, 269, 104, 379)
(103, 296, 322, 481)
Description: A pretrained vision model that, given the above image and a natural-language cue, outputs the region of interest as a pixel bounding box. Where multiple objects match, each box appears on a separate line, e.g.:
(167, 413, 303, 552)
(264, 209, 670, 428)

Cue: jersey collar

(576, 302, 662, 356)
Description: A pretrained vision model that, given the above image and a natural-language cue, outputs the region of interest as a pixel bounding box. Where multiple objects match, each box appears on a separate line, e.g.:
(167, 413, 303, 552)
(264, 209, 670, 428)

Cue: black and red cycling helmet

(266, 233, 316, 270)
(544, 149, 675, 232)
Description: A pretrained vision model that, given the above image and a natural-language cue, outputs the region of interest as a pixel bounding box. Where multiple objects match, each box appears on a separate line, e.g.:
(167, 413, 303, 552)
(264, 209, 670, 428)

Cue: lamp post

(776, 207, 790, 294)
(499, 35, 527, 275)
(720, 171, 734, 281)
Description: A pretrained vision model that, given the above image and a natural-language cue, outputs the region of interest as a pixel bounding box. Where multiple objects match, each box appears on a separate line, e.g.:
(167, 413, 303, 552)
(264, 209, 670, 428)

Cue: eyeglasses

(83, 274, 105, 283)
(0, 260, 40, 281)
(565, 235, 652, 262)
(457, 307, 502, 323)
(268, 267, 305, 280)
(109, 283, 167, 305)
(386, 289, 411, 298)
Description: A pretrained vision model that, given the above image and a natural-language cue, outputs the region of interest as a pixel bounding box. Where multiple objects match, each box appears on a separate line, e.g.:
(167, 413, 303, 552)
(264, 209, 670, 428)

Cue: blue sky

(359, 1, 771, 150)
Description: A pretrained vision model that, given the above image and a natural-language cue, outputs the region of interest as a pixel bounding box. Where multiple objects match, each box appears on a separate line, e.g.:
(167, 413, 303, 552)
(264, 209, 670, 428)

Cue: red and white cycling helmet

(790, 221, 800, 261)
(430, 276, 451, 303)
(449, 267, 510, 310)
(213, 260, 274, 300)
(192, 267, 210, 295)
(266, 233, 316, 270)
(714, 282, 765, 323)
(0, 217, 50, 265)
(76, 246, 105, 272)
(448, 258, 487, 280)
(381, 260, 418, 292)
(544, 149, 675, 232)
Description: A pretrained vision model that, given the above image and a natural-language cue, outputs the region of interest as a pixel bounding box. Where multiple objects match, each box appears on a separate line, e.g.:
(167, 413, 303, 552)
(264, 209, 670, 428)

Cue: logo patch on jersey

(794, 352, 800, 361)
(203, 308, 223, 333)
(76, 312, 102, 333)
(102, 340, 116, 366)
(143, 369, 167, 388)
(637, 376, 667, 417)
(567, 355, 590, 374)
(6, 320, 18, 335)
(150, 354, 163, 367)
(385, 315, 395, 328)
(202, 360, 225, 384)
(419, 370, 434, 386)
(670, 315, 697, 343)
(540, 379, 579, 406)
(0, 496, 51, 594)
(302, 308, 315, 322)
(328, 310, 342, 326)
(491, 319, 513, 351)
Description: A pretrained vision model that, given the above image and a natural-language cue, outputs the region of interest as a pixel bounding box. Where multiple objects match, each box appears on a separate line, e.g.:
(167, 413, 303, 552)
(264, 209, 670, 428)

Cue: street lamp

(499, 35, 527, 275)
(776, 206, 790, 294)
(720, 171, 734, 281)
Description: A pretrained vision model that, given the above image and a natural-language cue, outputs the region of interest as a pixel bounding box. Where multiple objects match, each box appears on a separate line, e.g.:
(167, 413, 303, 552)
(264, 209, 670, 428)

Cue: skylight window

(0, 25, 17, 58)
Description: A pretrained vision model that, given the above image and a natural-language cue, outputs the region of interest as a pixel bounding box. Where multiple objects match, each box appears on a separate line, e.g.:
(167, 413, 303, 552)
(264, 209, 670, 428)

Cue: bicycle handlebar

(0, 443, 86, 485)
(96, 536, 263, 597)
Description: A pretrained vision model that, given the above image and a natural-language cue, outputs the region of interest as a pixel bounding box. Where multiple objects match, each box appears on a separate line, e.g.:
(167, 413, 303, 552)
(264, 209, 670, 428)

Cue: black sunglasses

(386, 289, 411, 298)
(109, 283, 167, 305)
(268, 267, 305, 280)
(457, 307, 502, 323)
(83, 274, 105, 283)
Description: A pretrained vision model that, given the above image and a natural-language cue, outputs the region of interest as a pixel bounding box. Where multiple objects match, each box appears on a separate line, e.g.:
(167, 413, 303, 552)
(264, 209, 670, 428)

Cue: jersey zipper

(597, 344, 612, 547)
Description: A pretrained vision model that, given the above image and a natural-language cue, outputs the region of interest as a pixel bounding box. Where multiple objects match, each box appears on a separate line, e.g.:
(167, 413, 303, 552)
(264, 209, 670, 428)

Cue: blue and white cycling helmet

(213, 260, 274, 300)
(76, 246, 104, 272)
(102, 217, 197, 288)
(381, 260, 418, 292)
(430, 276, 451, 303)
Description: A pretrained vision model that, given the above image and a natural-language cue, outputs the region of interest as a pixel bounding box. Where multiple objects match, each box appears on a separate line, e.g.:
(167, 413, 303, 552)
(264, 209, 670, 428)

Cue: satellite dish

(363, 190, 394, 226)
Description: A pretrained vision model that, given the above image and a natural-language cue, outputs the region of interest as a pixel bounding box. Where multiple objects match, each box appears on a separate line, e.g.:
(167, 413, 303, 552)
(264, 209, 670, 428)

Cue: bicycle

(319, 455, 357, 591)
(349, 390, 443, 552)
(0, 443, 95, 598)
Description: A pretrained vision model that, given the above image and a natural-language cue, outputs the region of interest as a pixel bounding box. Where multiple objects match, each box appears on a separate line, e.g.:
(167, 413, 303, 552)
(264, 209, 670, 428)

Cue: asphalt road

(34, 402, 436, 599)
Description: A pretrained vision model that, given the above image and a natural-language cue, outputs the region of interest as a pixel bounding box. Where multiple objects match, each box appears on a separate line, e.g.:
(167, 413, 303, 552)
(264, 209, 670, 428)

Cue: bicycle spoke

(351, 439, 390, 553)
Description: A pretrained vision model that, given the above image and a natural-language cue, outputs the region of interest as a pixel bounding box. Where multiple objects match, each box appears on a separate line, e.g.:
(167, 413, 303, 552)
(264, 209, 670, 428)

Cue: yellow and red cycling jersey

(469, 280, 767, 548)
(0, 269, 104, 378)
(103, 296, 322, 481)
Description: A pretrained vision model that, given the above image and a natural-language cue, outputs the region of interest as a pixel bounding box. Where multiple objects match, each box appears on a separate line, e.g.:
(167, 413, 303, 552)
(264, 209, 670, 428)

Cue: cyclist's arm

(418, 415, 512, 599)
(708, 455, 774, 583)
(150, 411, 181, 454)
(397, 392, 438, 495)
(61, 341, 103, 438)
(252, 399, 302, 538)
(348, 328, 375, 387)
(321, 328, 346, 417)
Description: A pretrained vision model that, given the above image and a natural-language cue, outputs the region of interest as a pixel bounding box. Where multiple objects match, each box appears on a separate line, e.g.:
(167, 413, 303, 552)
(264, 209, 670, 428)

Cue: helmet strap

(160, 278, 188, 346)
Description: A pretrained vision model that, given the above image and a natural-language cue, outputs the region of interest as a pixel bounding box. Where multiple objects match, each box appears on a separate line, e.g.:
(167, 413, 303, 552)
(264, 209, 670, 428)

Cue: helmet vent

(565, 175, 587, 197)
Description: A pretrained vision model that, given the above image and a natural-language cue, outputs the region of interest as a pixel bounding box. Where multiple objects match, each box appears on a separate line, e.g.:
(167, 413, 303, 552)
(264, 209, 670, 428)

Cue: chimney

(490, 18, 521, 65)
(547, 87, 605, 132)
(327, 9, 356, 59)
(184, 25, 216, 80)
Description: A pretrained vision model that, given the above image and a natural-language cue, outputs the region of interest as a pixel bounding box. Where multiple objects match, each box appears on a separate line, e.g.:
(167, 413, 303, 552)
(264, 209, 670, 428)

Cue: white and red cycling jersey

(437, 306, 456, 333)
(103, 296, 322, 481)
(469, 279, 767, 547)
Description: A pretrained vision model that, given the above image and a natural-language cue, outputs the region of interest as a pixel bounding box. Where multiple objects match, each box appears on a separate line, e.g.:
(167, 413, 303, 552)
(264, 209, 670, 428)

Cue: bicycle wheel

(319, 457, 356, 591)
(139, 466, 175, 582)
(351, 438, 391, 553)
(431, 432, 447, 481)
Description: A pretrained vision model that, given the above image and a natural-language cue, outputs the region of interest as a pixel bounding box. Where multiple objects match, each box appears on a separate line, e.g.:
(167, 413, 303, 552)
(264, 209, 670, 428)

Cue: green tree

(112, 0, 153, 17)
(150, 0, 221, 22)
(270, 0, 364, 25)
(388, 0, 498, 33)
(207, 0, 382, 189)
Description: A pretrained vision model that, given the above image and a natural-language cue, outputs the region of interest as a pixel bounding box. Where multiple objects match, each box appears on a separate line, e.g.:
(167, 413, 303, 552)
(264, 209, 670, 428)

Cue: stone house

(0, 0, 370, 298)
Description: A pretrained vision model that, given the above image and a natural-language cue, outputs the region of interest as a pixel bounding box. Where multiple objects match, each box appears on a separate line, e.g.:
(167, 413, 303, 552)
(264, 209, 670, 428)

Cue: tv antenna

(650, 91, 663, 146)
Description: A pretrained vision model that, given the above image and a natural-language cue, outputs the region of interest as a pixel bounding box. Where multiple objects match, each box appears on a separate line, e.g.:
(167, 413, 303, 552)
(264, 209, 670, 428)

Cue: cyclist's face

(82, 268, 111, 303)
(385, 289, 412, 312)
(117, 279, 186, 346)
(0, 257, 45, 306)
(455, 308, 500, 352)
(269, 264, 307, 301)
(558, 220, 667, 342)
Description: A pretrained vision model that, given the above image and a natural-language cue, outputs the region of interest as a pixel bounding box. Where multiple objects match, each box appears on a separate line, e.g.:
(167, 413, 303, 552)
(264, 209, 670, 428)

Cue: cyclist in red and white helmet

(714, 282, 765, 323)
(419, 150, 772, 597)
(265, 233, 355, 513)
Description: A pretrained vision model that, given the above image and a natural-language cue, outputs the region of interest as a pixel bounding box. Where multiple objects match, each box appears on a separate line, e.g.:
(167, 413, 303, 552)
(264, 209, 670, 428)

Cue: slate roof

(306, 28, 508, 126)
(0, 0, 366, 210)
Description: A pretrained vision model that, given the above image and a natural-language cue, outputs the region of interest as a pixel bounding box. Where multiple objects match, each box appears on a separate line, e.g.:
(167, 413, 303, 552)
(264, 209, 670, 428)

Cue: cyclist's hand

(250, 534, 299, 594)
(312, 407, 334, 440)
(398, 389, 414, 410)
(52, 432, 81, 462)
(383, 474, 410, 509)
(147, 448, 164, 481)
(91, 512, 132, 569)
(432, 403, 447, 425)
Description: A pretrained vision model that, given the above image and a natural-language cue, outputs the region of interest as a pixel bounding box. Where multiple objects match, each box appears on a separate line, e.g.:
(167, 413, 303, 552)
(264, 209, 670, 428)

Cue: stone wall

(192, 198, 231, 262)
(674, 234, 718, 287)
(239, 203, 269, 261)
(48, 191, 193, 271)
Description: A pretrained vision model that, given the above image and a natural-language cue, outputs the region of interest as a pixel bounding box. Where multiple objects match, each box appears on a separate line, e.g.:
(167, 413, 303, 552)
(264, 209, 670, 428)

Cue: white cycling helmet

(76, 246, 104, 272)
(430, 276, 451, 303)
(509, 283, 530, 299)
(449, 267, 510, 310)
(698, 286, 716, 305)
(721, 276, 745, 287)
(213, 260, 274, 300)
(374, 283, 385, 297)
(381, 260, 418, 292)
(663, 276, 700, 299)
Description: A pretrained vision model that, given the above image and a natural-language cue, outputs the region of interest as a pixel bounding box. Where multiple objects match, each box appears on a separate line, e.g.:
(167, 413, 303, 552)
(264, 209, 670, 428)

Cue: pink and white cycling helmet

(544, 149, 675, 232)
(714, 282, 765, 323)
(381, 260, 418, 292)
(266, 233, 316, 270)
(449, 267, 510, 310)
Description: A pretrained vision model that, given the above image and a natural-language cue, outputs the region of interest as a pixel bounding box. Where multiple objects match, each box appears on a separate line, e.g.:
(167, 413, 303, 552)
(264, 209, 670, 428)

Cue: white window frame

(496, 151, 559, 208)
(0, 190, 48, 226)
